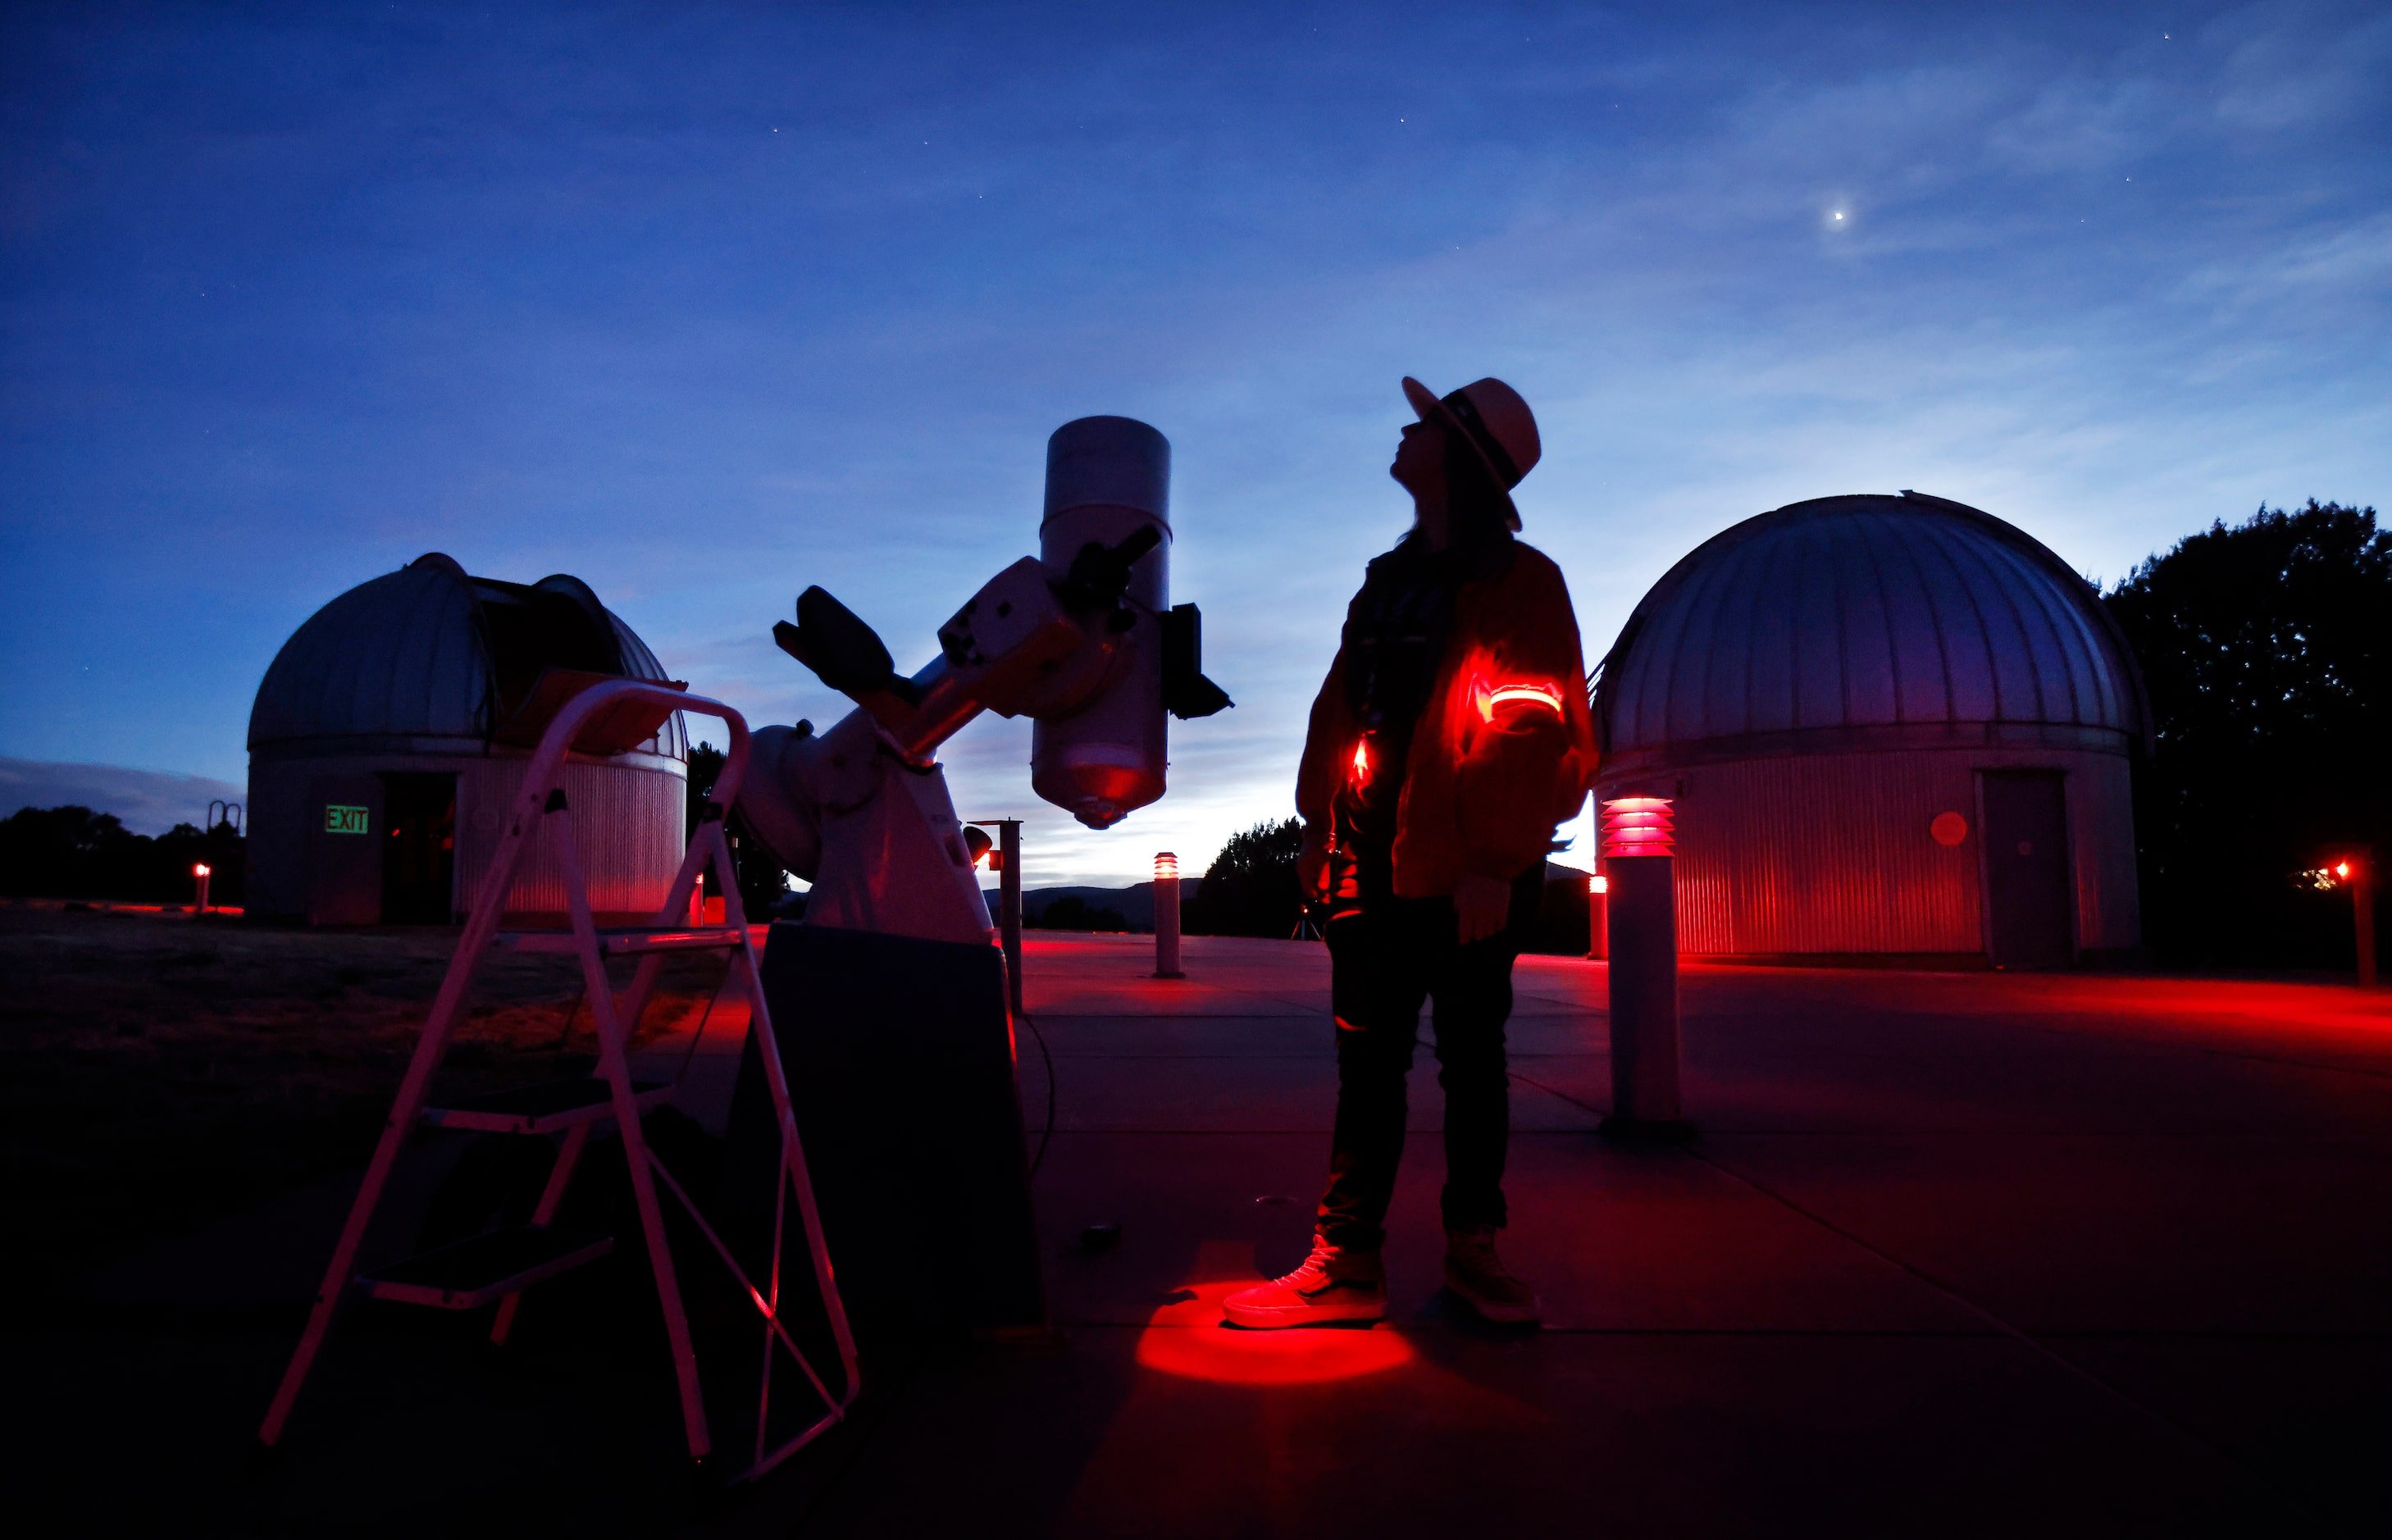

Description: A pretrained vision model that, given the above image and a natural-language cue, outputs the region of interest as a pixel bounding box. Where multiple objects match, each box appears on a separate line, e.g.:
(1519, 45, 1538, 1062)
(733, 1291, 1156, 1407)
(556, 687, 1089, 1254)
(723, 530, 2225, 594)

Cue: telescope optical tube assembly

(1032, 417, 1173, 830)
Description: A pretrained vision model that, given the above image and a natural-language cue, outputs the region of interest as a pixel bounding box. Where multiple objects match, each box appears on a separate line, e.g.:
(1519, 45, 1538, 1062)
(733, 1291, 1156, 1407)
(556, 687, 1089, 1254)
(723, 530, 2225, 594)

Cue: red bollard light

(193, 862, 212, 914)
(2315, 854, 2378, 990)
(1599, 797, 1677, 856)
(1154, 851, 1184, 979)
(2346, 854, 2378, 990)
(1584, 870, 1608, 960)
(1599, 797, 1693, 1143)
(966, 818, 1027, 1013)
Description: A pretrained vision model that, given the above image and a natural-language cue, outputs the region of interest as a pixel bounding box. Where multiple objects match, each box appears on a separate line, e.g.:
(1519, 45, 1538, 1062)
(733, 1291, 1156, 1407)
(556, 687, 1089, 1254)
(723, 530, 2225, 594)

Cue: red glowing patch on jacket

(1471, 678, 1565, 723)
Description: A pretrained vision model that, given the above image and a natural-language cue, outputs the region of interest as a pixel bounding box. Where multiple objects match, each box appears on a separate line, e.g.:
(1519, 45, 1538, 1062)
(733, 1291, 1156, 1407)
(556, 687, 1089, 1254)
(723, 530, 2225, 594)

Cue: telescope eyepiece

(776, 587, 921, 704)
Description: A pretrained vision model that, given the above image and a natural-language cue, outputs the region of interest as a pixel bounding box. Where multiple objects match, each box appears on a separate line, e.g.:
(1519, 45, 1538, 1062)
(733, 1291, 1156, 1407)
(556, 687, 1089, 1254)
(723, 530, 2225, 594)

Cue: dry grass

(0, 900, 726, 1296)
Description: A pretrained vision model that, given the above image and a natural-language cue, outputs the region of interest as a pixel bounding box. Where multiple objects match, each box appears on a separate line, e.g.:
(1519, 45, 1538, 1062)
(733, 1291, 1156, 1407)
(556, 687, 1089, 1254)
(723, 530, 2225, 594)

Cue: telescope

(736, 415, 1229, 942)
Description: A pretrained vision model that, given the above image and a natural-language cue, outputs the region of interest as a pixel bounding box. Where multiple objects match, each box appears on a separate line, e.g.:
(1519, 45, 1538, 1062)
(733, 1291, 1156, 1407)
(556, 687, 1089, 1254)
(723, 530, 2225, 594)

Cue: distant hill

(988, 879, 1202, 930)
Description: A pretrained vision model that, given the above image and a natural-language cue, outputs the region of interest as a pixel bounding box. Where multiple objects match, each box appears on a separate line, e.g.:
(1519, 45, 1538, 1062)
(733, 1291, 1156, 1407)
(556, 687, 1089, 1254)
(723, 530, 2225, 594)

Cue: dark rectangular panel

(379, 772, 457, 923)
(1980, 769, 2073, 968)
(727, 923, 1043, 1333)
(306, 775, 384, 926)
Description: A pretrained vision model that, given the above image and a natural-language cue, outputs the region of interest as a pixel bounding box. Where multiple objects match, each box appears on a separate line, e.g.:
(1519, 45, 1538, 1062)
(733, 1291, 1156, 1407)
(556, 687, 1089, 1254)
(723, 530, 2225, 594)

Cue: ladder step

(358, 1227, 613, 1310)
(421, 1078, 672, 1135)
(497, 925, 751, 957)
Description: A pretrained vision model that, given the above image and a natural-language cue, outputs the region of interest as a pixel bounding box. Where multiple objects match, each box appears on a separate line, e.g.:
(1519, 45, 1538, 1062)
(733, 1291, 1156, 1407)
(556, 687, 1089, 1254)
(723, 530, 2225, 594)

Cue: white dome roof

(248, 554, 685, 759)
(1595, 493, 2147, 768)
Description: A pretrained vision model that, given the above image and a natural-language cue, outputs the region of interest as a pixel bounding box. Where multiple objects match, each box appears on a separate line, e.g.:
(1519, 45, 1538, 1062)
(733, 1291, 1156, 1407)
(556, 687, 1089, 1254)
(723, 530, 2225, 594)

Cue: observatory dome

(1597, 492, 2144, 768)
(1592, 493, 2148, 968)
(249, 553, 685, 757)
(245, 554, 688, 926)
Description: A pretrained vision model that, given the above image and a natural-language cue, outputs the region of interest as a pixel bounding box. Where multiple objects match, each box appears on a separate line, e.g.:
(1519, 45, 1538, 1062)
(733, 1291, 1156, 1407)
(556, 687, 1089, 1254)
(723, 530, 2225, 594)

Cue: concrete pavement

(18, 932, 2392, 1537)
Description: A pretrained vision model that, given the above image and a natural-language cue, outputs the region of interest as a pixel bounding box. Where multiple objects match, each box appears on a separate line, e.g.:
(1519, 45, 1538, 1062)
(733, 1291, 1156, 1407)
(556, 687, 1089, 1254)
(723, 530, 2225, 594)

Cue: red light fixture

(1472, 677, 1565, 724)
(194, 863, 211, 877)
(1588, 873, 1608, 895)
(1350, 740, 1369, 779)
(1601, 797, 1675, 859)
(1153, 852, 1185, 978)
(2336, 853, 2379, 991)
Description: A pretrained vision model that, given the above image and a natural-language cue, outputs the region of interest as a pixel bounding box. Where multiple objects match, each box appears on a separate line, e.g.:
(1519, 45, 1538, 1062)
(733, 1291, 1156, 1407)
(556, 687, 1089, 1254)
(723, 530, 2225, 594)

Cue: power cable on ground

(1020, 1007, 1057, 1181)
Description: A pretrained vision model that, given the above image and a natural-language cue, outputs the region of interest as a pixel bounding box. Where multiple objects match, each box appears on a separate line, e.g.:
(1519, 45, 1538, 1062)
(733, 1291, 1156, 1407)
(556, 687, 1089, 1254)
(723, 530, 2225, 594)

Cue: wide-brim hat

(1402, 375, 1541, 531)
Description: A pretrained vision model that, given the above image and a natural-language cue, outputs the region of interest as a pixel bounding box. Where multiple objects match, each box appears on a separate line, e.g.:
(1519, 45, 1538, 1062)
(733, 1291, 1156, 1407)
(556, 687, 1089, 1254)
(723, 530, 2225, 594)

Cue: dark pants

(1314, 872, 1539, 1250)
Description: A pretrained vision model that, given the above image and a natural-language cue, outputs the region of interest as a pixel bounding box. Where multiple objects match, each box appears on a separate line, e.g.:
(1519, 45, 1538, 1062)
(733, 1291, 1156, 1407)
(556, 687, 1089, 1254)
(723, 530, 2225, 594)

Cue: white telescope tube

(1032, 417, 1170, 830)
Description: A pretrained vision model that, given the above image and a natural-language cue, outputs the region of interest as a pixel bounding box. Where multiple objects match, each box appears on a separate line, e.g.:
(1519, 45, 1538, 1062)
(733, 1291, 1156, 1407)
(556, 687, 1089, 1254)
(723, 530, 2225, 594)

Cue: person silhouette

(1226, 376, 1597, 1329)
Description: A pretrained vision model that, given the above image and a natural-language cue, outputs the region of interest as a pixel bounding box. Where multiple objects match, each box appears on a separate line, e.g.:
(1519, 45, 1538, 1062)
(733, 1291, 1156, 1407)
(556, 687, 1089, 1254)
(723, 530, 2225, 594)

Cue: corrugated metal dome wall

(1596, 492, 2147, 762)
(1591, 493, 2146, 961)
(248, 553, 686, 759)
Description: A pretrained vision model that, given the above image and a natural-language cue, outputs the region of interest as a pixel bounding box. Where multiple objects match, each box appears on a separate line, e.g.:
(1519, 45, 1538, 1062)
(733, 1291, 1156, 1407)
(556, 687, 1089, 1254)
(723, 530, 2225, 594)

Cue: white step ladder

(257, 680, 859, 1484)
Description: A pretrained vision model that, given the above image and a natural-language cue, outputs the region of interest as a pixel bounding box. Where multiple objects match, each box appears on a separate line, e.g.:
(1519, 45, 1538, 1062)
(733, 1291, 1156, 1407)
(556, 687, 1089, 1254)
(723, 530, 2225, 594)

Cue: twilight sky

(3, 1, 2386, 882)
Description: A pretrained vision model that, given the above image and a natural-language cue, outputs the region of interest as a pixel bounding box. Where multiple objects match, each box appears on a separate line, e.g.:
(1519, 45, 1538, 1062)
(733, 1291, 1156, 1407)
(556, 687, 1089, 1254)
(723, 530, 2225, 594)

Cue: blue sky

(4, 2, 2386, 877)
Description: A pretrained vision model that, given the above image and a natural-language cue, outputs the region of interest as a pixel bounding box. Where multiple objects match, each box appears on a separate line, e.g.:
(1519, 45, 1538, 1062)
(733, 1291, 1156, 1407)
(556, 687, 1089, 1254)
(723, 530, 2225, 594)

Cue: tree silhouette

(685, 739, 789, 914)
(2105, 500, 2388, 968)
(1027, 895, 1132, 932)
(1185, 818, 1307, 937)
(0, 804, 245, 904)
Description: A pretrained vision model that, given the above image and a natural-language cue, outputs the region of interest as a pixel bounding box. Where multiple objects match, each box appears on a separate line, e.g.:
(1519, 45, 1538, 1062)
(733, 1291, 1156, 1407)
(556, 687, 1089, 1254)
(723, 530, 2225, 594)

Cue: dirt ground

(1, 900, 726, 1298)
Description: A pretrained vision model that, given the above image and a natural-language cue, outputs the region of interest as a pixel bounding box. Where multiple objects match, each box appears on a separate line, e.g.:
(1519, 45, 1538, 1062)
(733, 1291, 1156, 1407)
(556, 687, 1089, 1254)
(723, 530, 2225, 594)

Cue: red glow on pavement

(1136, 1282, 1413, 1385)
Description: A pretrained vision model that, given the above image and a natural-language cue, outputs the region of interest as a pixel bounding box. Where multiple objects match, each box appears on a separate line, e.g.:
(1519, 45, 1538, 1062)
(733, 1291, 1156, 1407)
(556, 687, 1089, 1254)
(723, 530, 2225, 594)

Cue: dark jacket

(1296, 540, 1597, 896)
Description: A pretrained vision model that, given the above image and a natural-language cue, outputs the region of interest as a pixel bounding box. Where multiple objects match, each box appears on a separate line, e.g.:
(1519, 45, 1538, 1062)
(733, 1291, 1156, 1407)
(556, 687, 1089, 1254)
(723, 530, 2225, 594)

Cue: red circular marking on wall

(1930, 812, 1969, 846)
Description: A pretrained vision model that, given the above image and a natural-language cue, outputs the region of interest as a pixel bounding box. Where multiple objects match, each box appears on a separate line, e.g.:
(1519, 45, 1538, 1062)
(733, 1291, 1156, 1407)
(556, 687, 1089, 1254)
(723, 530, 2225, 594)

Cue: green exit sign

(325, 804, 371, 836)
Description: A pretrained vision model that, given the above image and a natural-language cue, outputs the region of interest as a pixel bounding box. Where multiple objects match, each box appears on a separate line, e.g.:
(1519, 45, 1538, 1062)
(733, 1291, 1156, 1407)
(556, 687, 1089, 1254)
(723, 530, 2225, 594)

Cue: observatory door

(306, 776, 384, 926)
(1979, 770, 2074, 969)
(379, 772, 458, 923)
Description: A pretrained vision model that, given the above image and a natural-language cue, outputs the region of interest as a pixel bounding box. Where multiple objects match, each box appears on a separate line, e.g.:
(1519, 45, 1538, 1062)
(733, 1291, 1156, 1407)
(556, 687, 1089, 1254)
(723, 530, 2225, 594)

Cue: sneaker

(1444, 1226, 1540, 1324)
(1222, 1234, 1387, 1328)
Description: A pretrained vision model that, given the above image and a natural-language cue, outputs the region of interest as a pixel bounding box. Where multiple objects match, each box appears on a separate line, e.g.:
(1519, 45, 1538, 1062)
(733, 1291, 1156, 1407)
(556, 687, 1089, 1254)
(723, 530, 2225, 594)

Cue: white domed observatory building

(246, 554, 689, 926)
(1592, 492, 2149, 968)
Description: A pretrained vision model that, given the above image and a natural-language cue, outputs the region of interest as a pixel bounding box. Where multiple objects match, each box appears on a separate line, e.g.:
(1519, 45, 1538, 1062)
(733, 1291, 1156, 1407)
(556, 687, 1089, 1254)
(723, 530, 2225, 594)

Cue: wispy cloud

(0, 759, 244, 836)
